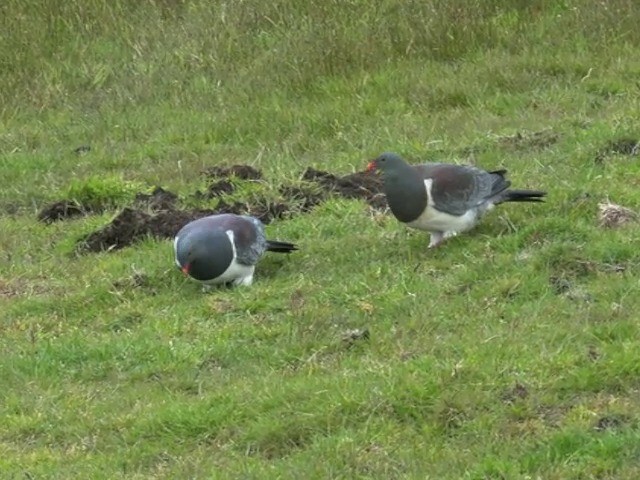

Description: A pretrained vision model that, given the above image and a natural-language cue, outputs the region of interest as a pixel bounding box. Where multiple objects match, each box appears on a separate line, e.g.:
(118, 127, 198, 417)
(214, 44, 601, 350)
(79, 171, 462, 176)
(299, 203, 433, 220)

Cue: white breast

(406, 179, 482, 234)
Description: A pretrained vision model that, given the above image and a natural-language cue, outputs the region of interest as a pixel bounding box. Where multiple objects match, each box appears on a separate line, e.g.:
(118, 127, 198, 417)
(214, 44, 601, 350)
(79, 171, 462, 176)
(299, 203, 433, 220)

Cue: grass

(2, 0, 640, 477)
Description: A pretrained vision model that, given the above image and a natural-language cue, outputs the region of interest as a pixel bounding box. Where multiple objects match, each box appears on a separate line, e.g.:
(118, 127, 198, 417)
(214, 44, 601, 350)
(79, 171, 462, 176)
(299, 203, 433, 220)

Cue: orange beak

(366, 160, 377, 172)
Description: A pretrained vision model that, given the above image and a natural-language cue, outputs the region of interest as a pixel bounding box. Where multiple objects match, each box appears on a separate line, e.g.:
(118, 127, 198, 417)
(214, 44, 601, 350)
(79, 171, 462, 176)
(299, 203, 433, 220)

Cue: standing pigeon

(367, 152, 546, 248)
(174, 214, 297, 288)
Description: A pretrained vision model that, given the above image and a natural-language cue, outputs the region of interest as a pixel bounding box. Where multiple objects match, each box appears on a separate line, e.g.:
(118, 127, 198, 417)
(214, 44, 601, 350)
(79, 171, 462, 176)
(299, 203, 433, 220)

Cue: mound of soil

(301, 167, 386, 209)
(77, 207, 216, 253)
(205, 179, 235, 197)
(67, 164, 387, 253)
(37, 199, 86, 223)
(133, 187, 178, 211)
(77, 197, 292, 253)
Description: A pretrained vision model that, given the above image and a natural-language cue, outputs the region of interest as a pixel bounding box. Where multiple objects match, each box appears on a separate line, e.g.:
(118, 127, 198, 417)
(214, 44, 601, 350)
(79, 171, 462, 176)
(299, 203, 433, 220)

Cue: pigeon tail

(499, 189, 547, 204)
(266, 239, 298, 253)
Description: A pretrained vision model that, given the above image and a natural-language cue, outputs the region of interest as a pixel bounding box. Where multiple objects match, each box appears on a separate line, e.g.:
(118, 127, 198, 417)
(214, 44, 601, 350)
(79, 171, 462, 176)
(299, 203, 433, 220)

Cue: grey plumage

(368, 152, 546, 248)
(174, 214, 297, 288)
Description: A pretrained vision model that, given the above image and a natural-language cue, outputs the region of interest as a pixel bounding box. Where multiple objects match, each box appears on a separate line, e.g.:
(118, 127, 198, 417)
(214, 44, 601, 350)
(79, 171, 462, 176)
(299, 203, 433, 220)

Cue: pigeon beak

(181, 264, 191, 276)
(366, 160, 377, 172)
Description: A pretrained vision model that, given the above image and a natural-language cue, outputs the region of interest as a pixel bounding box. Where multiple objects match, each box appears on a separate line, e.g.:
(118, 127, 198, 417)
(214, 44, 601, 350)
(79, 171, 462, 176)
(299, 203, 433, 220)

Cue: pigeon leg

(233, 267, 255, 286)
(234, 275, 254, 286)
(428, 231, 445, 249)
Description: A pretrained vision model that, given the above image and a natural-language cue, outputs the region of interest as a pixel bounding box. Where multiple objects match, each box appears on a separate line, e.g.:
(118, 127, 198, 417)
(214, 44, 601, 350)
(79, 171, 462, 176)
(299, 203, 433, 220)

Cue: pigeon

(367, 152, 546, 248)
(174, 214, 297, 288)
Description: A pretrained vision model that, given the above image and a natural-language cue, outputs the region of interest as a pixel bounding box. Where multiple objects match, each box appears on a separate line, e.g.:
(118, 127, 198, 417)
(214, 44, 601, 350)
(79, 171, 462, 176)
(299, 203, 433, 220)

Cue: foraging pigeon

(367, 152, 546, 248)
(174, 214, 297, 287)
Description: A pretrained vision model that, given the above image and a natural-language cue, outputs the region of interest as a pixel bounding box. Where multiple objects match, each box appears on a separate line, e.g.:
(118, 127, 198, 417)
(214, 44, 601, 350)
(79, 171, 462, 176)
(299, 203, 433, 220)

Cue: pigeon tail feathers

(266, 240, 298, 253)
(499, 189, 547, 203)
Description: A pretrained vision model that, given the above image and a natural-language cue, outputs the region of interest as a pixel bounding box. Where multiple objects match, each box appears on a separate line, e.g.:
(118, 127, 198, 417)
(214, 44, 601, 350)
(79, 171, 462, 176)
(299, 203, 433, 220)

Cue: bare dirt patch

(301, 167, 385, 209)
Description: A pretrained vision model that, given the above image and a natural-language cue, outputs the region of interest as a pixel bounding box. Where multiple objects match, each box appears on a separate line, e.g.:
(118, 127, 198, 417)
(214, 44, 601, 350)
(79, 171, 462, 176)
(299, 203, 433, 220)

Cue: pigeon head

(175, 227, 234, 282)
(367, 152, 408, 175)
(367, 152, 428, 224)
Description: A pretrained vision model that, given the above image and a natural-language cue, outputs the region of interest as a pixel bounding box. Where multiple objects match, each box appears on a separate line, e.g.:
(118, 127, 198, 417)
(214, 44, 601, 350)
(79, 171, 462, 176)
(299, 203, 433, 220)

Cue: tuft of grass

(64, 175, 147, 211)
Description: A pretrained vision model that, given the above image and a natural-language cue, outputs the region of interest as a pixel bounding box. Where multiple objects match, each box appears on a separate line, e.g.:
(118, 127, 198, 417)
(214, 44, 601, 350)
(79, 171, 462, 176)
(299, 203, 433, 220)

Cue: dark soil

(77, 207, 217, 253)
(76, 198, 291, 254)
(205, 179, 235, 198)
(301, 167, 386, 209)
(133, 187, 178, 211)
(62, 164, 387, 253)
(38, 200, 86, 223)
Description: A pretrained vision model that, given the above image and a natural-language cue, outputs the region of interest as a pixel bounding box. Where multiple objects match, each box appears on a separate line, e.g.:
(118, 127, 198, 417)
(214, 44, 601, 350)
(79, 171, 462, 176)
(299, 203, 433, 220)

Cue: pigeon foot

(233, 274, 254, 286)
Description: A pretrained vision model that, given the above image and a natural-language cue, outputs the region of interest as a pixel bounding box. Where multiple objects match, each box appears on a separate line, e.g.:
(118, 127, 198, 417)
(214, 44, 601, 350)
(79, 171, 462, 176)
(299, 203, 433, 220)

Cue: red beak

(181, 264, 191, 276)
(366, 160, 377, 172)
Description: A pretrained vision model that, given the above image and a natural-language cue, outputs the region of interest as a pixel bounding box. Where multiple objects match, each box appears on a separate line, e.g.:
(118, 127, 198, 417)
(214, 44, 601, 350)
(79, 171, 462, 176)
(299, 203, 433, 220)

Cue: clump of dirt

(598, 201, 637, 228)
(203, 164, 262, 180)
(73, 145, 91, 155)
(205, 179, 235, 198)
(594, 414, 630, 432)
(37, 199, 86, 223)
(243, 200, 290, 224)
(301, 167, 386, 209)
(595, 137, 639, 164)
(77, 207, 217, 253)
(77, 196, 291, 253)
(133, 187, 178, 211)
(197, 164, 263, 199)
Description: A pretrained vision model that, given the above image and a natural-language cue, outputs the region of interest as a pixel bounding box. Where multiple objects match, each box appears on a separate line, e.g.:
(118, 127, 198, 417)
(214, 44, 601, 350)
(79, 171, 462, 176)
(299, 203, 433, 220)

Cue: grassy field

(2, 0, 640, 478)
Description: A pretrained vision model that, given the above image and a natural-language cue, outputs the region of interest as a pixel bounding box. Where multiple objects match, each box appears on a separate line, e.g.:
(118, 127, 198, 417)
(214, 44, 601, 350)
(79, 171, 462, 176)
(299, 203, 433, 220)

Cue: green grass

(2, 0, 640, 478)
